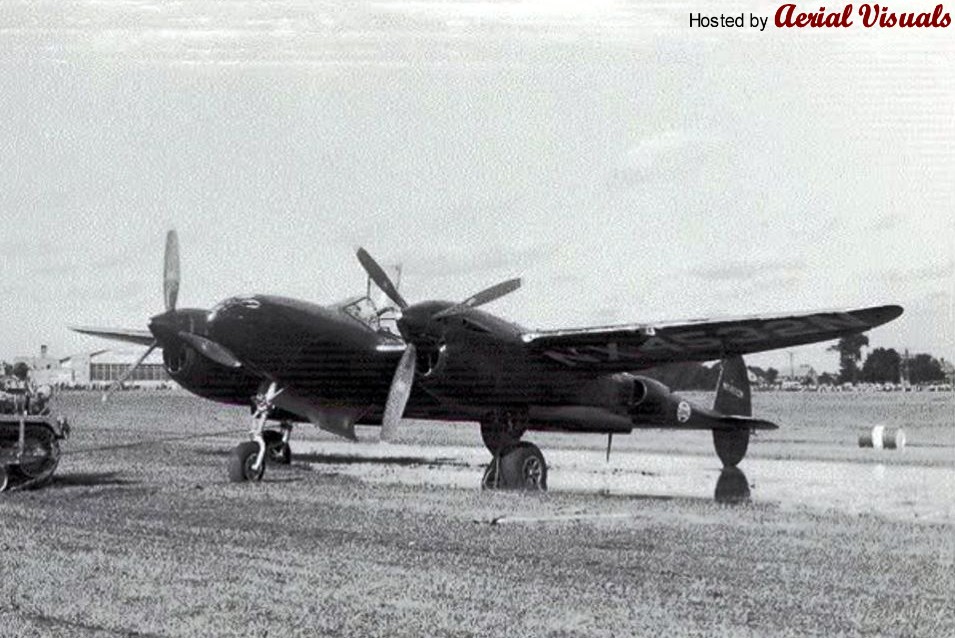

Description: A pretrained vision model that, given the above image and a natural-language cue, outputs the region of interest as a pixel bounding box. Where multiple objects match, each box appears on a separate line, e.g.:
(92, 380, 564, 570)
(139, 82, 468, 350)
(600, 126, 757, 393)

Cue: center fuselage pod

(205, 295, 404, 408)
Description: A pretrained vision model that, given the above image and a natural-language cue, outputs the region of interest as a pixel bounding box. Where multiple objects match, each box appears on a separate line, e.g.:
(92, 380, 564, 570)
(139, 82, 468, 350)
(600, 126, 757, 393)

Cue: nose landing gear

(228, 383, 292, 483)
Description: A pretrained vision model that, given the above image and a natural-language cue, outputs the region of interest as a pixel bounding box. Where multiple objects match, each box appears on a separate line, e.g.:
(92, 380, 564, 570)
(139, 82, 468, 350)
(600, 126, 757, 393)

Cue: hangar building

(61, 349, 169, 388)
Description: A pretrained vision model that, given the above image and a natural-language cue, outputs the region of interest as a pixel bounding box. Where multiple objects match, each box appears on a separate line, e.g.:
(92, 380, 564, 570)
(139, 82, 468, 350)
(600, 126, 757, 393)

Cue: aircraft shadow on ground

(293, 452, 470, 468)
(197, 447, 469, 468)
(50, 471, 135, 488)
(196, 448, 753, 503)
(714, 467, 751, 504)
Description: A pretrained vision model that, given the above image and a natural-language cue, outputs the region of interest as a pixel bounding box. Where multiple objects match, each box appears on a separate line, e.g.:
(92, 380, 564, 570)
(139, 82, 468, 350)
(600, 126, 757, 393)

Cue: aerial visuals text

(690, 4, 951, 30)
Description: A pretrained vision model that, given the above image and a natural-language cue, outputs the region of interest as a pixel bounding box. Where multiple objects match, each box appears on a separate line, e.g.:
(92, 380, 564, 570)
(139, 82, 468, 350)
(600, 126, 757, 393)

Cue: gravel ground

(0, 392, 952, 637)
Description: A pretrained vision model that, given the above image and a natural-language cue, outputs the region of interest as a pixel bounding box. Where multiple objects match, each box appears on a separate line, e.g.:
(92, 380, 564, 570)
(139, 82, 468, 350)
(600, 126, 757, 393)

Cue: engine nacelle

(162, 342, 257, 403)
(626, 376, 694, 426)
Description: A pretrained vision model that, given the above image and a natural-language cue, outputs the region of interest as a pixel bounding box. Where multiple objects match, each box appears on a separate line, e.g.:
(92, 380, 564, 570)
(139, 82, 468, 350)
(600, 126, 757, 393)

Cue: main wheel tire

(228, 441, 265, 483)
(499, 442, 548, 491)
(263, 430, 292, 465)
(713, 428, 749, 467)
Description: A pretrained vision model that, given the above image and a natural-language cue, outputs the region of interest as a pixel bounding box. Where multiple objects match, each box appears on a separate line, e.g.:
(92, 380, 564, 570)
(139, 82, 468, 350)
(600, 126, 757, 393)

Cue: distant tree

(827, 333, 869, 384)
(747, 365, 778, 385)
(1, 361, 11, 376)
(862, 348, 901, 384)
(11, 362, 30, 380)
(908, 353, 945, 384)
(818, 372, 838, 386)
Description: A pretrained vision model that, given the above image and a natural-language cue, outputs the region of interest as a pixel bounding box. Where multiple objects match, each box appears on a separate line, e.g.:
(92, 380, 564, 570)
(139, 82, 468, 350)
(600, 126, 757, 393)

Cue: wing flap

(523, 305, 903, 371)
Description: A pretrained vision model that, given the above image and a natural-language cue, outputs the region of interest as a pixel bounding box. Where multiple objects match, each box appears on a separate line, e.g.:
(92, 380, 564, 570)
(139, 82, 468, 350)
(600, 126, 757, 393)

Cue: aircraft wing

(521, 305, 903, 372)
(70, 326, 155, 346)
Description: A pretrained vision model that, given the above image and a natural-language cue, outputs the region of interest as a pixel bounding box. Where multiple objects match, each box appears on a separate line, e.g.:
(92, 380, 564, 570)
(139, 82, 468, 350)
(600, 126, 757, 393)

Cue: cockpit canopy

(332, 295, 402, 338)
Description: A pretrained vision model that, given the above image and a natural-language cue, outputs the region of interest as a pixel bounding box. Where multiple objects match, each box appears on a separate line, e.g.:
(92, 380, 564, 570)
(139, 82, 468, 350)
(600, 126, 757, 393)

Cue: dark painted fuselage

(150, 295, 625, 426)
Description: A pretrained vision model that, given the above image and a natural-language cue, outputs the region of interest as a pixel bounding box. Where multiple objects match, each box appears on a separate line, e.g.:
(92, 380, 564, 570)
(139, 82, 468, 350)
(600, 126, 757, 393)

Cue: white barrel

(884, 428, 906, 450)
(858, 425, 885, 449)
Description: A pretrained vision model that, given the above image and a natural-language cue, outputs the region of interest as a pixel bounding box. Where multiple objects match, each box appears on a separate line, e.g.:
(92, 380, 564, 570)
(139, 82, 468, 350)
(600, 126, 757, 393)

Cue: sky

(1, 0, 952, 374)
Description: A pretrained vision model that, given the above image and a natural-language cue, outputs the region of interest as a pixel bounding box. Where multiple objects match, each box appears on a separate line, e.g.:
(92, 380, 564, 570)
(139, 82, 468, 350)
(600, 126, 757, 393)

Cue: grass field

(0, 391, 952, 637)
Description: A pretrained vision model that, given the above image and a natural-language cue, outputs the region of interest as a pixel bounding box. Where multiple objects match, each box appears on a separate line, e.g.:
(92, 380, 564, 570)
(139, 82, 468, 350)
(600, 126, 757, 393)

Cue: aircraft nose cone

(149, 309, 208, 342)
(148, 311, 179, 341)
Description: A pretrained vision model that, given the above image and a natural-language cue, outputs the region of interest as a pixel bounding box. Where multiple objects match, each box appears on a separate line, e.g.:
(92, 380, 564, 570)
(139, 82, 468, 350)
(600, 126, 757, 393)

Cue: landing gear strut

(480, 411, 547, 491)
(480, 410, 526, 452)
(228, 383, 286, 483)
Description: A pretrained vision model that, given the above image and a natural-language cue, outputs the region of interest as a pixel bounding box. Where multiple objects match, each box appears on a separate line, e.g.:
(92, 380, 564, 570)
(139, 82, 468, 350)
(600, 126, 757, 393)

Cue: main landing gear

(480, 411, 548, 491)
(228, 383, 293, 483)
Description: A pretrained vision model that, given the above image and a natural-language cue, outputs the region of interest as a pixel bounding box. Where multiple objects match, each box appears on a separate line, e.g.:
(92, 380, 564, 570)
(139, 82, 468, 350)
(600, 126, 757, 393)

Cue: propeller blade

(70, 326, 155, 346)
(177, 332, 243, 369)
(432, 277, 521, 319)
(164, 230, 181, 312)
(380, 343, 416, 442)
(357, 248, 408, 310)
(102, 341, 157, 402)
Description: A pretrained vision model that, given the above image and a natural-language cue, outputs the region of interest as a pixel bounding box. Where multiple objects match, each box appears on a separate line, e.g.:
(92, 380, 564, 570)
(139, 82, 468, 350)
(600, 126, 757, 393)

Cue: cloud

(884, 260, 955, 284)
(609, 130, 724, 187)
(685, 259, 805, 283)
(29, 254, 128, 277)
(867, 213, 901, 232)
(396, 243, 551, 279)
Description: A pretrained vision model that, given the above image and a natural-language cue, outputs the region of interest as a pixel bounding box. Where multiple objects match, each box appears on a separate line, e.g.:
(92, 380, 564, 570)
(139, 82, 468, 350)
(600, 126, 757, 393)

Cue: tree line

(643, 336, 949, 390)
(828, 334, 948, 385)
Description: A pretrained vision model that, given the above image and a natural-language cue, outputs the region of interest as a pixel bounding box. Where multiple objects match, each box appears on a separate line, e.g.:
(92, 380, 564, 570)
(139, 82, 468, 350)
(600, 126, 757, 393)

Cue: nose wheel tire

(482, 442, 548, 492)
(228, 441, 265, 482)
(263, 429, 292, 465)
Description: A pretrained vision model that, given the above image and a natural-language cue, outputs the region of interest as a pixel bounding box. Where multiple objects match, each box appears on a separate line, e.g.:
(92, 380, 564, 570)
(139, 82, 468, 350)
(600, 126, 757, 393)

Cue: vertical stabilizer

(714, 356, 752, 417)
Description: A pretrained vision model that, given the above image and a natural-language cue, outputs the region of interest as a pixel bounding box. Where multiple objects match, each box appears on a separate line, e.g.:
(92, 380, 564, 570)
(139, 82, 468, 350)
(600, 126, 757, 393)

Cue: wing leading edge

(522, 304, 903, 372)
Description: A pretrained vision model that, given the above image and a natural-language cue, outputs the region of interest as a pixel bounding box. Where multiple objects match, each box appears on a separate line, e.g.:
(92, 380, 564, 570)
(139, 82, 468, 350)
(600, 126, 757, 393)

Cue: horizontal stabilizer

(714, 415, 778, 431)
(70, 326, 155, 347)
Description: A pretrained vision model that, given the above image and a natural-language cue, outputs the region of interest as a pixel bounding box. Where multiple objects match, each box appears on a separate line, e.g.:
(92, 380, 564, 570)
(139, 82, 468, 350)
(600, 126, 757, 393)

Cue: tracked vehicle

(0, 379, 70, 492)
